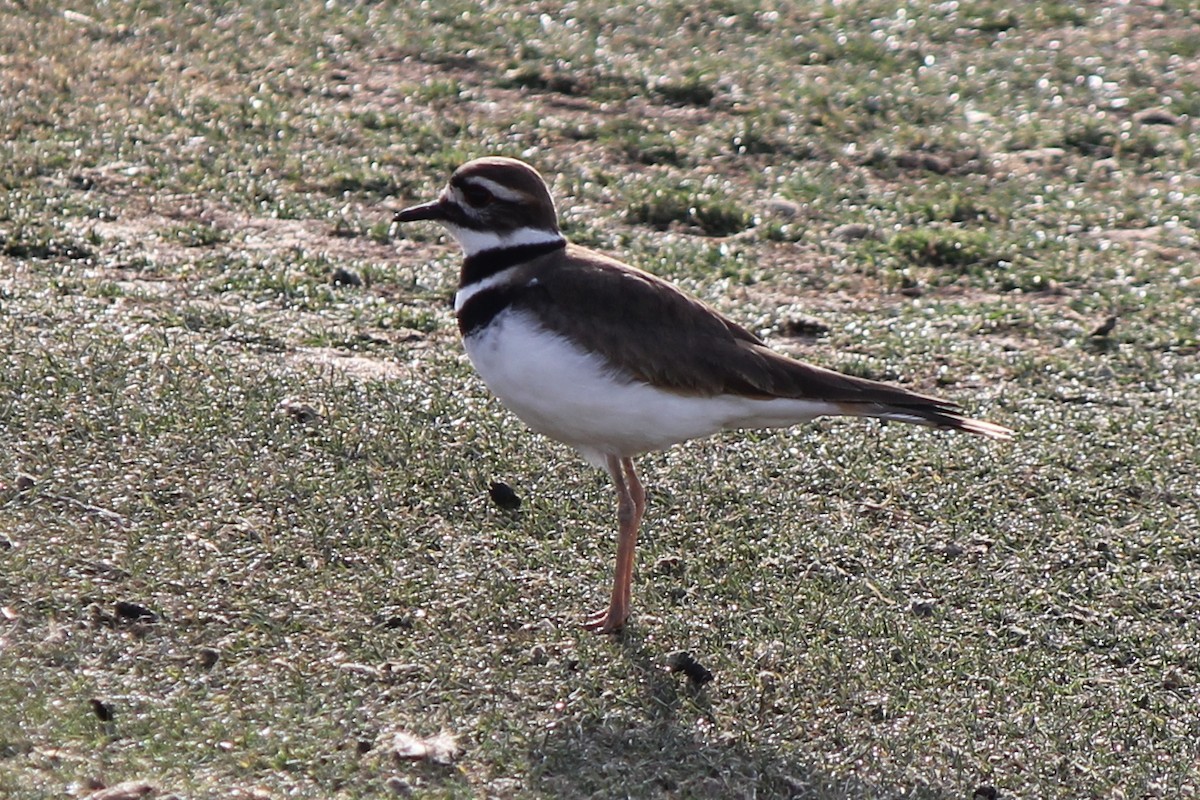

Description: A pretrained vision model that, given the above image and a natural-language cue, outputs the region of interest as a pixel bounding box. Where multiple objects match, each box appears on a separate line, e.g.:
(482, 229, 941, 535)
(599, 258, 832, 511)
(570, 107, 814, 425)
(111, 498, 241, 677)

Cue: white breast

(463, 309, 838, 466)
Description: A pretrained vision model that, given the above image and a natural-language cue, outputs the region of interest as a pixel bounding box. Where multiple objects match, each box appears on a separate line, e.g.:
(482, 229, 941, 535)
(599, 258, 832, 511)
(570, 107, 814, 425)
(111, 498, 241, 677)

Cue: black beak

(393, 199, 445, 223)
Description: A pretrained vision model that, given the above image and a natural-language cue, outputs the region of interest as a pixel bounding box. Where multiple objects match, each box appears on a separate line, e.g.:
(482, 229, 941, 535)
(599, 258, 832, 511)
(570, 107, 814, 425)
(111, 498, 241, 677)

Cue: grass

(625, 182, 755, 236)
(3, 1, 1200, 798)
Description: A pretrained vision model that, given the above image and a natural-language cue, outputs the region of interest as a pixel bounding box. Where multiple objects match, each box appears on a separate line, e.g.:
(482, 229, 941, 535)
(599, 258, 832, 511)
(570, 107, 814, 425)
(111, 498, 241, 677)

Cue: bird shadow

(525, 629, 862, 799)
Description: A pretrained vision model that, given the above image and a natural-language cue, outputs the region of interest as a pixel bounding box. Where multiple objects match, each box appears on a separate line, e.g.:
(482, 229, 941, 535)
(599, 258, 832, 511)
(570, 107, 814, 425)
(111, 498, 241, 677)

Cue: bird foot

(582, 606, 628, 634)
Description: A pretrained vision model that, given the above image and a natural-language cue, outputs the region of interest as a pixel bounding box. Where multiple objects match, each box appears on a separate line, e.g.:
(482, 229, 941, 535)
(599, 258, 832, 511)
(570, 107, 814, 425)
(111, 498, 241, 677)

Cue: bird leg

(583, 456, 645, 634)
(620, 457, 646, 613)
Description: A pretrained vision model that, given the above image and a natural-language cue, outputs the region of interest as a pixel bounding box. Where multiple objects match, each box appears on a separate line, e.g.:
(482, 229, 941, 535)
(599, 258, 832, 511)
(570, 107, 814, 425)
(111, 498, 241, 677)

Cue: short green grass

(3, 2, 1200, 798)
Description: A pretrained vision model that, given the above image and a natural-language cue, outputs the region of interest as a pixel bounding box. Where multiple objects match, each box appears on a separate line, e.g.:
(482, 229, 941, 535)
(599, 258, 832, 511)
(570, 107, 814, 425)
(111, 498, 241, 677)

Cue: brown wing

(513, 245, 764, 393)
(512, 244, 1011, 439)
(517, 245, 927, 400)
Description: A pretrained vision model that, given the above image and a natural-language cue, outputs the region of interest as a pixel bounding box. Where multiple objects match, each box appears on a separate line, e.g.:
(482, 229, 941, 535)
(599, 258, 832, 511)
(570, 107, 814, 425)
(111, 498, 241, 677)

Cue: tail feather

(734, 346, 1011, 440)
(847, 402, 1013, 440)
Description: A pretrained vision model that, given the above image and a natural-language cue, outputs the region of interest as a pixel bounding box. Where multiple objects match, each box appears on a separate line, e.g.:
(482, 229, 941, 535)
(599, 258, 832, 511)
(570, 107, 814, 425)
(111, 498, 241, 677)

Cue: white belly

(463, 310, 836, 466)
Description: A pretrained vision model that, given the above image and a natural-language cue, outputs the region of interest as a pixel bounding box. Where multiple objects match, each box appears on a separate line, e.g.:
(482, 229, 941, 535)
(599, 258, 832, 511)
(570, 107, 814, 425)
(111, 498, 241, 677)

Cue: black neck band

(461, 239, 566, 286)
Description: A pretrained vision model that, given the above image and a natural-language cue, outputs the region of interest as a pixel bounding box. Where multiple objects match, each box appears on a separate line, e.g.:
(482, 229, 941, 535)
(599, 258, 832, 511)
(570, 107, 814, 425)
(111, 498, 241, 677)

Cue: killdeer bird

(394, 157, 1012, 634)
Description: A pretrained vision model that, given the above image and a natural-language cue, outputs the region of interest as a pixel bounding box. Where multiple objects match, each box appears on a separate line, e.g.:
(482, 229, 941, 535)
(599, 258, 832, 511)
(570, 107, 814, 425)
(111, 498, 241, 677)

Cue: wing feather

(509, 244, 1010, 438)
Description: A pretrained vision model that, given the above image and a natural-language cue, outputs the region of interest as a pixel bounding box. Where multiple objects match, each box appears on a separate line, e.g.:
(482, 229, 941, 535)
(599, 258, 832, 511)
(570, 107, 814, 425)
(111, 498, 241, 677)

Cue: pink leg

(619, 458, 645, 613)
(583, 456, 644, 634)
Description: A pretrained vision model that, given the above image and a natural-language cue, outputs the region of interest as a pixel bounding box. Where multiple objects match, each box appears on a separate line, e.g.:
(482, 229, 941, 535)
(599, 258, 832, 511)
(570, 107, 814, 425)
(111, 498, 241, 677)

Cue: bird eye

(461, 184, 494, 207)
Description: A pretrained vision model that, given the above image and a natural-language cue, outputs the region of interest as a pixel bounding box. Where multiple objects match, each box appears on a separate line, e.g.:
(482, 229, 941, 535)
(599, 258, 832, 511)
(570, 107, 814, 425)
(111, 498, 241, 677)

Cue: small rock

(83, 781, 157, 800)
(940, 542, 965, 558)
(781, 316, 831, 337)
(893, 151, 952, 174)
(330, 267, 363, 287)
(1019, 147, 1066, 164)
(90, 698, 115, 722)
(666, 651, 714, 687)
(910, 599, 937, 618)
(1163, 668, 1188, 690)
(113, 601, 158, 624)
(379, 614, 415, 631)
(277, 397, 322, 424)
(964, 109, 993, 126)
(389, 731, 460, 765)
(61, 9, 98, 26)
(384, 776, 413, 796)
(764, 198, 802, 219)
(1090, 316, 1118, 338)
(831, 223, 879, 242)
(488, 481, 522, 511)
(1134, 108, 1180, 126)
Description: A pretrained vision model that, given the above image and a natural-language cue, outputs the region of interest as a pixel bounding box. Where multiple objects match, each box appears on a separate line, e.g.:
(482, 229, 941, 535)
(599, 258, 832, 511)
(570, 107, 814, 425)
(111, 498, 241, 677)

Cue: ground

(1, 1, 1199, 798)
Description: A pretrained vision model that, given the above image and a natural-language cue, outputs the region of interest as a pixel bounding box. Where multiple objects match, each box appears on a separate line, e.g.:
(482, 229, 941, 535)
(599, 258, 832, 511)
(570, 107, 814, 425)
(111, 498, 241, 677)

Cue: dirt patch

(284, 346, 412, 383)
(80, 191, 396, 269)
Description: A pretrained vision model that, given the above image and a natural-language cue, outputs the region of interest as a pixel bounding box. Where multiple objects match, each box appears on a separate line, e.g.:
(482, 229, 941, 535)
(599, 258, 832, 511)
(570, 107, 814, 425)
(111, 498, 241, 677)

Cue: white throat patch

(445, 225, 564, 258)
(454, 265, 522, 312)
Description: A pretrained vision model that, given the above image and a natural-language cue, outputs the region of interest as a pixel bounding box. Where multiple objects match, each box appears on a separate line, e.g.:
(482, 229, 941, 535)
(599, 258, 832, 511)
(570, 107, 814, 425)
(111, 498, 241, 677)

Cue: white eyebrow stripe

(462, 176, 526, 202)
